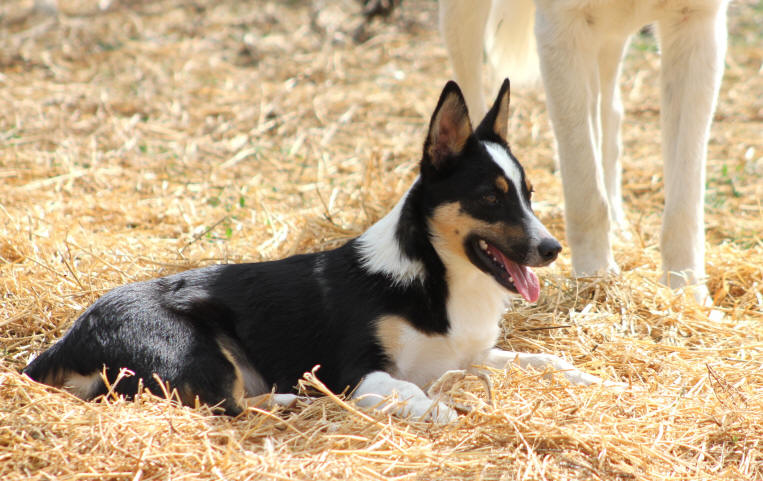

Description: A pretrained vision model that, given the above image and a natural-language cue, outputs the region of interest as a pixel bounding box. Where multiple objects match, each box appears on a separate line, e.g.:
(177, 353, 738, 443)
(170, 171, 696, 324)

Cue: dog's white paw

(427, 368, 494, 412)
(426, 369, 468, 398)
(353, 371, 458, 423)
(500, 351, 624, 388)
(354, 390, 458, 423)
(569, 235, 619, 279)
(406, 396, 459, 424)
(244, 393, 307, 410)
(661, 274, 711, 306)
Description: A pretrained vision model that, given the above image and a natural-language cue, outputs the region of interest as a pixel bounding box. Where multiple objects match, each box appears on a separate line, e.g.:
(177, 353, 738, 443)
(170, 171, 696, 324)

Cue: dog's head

(419, 79, 561, 303)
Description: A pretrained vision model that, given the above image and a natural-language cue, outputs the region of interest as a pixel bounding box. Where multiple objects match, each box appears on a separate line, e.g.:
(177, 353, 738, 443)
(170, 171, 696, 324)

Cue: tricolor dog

(439, 0, 729, 300)
(24, 80, 614, 422)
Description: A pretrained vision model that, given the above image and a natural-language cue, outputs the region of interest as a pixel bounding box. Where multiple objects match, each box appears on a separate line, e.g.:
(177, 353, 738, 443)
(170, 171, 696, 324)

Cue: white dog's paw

(570, 240, 619, 279)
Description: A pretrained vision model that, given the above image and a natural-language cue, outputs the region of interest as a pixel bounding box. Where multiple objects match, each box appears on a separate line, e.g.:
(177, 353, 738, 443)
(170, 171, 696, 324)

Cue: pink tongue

(491, 247, 540, 303)
(506, 261, 540, 303)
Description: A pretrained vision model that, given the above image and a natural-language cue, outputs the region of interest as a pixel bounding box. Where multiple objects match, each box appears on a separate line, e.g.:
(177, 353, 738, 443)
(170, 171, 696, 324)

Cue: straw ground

(1, 0, 761, 479)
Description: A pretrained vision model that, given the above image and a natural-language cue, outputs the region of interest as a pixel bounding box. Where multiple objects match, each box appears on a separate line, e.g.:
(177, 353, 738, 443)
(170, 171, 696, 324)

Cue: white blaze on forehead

(356, 183, 426, 285)
(483, 141, 524, 205)
(483, 141, 552, 247)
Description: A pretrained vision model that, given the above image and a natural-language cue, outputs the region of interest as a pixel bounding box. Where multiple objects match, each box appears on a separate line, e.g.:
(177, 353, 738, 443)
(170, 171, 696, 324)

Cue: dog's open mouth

(471, 238, 540, 303)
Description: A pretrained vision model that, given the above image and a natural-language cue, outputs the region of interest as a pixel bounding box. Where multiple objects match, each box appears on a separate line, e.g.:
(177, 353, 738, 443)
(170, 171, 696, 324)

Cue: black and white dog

(24, 80, 614, 422)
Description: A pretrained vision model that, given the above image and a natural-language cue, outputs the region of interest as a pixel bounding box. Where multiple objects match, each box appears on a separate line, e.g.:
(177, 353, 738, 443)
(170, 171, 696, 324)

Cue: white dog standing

(439, 0, 729, 300)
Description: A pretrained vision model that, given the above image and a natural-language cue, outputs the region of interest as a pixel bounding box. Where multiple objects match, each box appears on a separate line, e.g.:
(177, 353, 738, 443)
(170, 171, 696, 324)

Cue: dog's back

(23, 253, 395, 414)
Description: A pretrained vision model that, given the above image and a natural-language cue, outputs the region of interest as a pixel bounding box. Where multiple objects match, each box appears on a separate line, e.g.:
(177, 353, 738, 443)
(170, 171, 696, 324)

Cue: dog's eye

(482, 193, 498, 205)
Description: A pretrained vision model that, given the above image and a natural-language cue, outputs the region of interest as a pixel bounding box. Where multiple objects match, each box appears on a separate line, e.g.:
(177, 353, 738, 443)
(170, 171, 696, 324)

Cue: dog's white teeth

(479, 240, 488, 251)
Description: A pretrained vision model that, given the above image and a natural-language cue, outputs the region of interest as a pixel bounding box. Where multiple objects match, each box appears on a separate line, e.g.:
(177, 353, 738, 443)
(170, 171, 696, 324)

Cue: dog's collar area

(471, 237, 540, 303)
(355, 186, 427, 285)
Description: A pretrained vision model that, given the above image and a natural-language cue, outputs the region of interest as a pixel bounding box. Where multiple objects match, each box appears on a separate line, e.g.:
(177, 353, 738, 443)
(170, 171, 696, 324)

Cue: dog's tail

(22, 308, 111, 399)
(23, 340, 67, 387)
(485, 0, 539, 87)
(22, 335, 98, 399)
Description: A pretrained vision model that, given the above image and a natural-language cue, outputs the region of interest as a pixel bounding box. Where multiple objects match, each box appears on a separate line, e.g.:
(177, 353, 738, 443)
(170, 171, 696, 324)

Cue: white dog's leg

(353, 371, 457, 423)
(534, 5, 617, 276)
(657, 4, 728, 298)
(598, 37, 630, 236)
(483, 348, 621, 387)
(439, 0, 491, 119)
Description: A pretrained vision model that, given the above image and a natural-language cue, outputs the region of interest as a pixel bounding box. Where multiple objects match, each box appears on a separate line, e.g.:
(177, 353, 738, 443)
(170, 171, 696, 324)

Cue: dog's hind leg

(598, 36, 631, 238)
(534, 4, 617, 277)
(439, 0, 491, 119)
(656, 3, 728, 301)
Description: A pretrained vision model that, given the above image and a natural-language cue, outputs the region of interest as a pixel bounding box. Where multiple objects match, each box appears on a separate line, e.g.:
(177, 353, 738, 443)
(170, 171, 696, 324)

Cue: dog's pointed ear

(476, 78, 510, 143)
(422, 81, 473, 173)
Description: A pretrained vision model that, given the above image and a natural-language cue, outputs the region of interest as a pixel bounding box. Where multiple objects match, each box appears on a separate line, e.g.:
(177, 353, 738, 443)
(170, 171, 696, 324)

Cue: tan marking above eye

(525, 178, 533, 194)
(495, 176, 509, 193)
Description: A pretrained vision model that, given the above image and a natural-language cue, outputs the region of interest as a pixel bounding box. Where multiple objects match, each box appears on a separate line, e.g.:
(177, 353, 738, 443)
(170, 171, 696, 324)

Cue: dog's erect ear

(423, 81, 473, 173)
(476, 78, 510, 144)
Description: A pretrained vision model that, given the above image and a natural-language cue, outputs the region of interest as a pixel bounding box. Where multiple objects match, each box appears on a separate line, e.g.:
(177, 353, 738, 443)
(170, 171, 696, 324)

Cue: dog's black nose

(538, 238, 562, 262)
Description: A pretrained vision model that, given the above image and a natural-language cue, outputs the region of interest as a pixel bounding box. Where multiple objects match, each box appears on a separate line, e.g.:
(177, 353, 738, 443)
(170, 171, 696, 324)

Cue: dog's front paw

(405, 397, 458, 424)
(353, 372, 459, 424)
(359, 388, 458, 424)
(244, 393, 308, 410)
(426, 369, 493, 413)
(426, 369, 468, 398)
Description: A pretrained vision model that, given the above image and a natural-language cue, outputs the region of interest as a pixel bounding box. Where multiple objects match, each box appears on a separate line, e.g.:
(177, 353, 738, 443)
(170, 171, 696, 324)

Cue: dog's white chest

(390, 266, 509, 388)
(390, 323, 500, 389)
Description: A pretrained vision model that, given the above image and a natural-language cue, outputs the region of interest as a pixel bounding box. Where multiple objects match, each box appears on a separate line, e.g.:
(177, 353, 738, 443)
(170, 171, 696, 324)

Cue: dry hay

(1, 0, 761, 479)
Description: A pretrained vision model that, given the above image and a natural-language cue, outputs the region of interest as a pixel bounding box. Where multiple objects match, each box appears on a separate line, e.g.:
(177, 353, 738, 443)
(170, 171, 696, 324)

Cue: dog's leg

(353, 371, 458, 423)
(483, 348, 623, 387)
(426, 369, 494, 412)
(438, 0, 491, 119)
(534, 5, 617, 276)
(598, 37, 630, 238)
(656, 4, 728, 300)
(243, 393, 302, 410)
